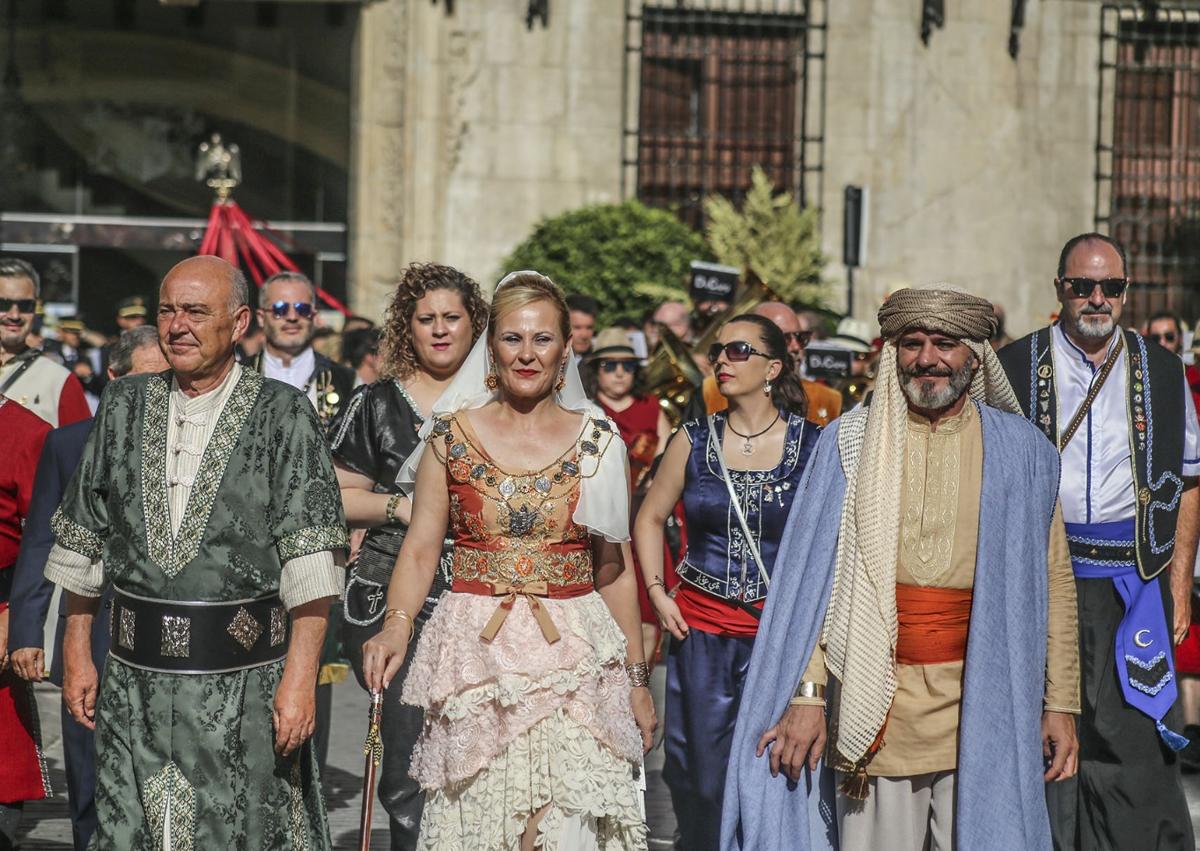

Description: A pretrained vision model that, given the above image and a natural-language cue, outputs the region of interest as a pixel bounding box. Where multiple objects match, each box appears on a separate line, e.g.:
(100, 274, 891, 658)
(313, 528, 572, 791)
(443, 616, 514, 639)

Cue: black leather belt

(110, 586, 289, 674)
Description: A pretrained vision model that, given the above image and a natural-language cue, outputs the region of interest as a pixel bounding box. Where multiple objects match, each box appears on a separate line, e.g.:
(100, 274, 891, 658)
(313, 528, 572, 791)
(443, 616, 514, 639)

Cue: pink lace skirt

(402, 590, 643, 790)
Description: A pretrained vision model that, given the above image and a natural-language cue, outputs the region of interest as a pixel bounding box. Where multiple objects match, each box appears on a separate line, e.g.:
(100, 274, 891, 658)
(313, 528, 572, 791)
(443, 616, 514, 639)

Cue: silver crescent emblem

(1134, 629, 1153, 648)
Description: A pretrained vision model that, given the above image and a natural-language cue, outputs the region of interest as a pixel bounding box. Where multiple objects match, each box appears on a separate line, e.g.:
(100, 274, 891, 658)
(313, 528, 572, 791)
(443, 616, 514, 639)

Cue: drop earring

(555, 365, 567, 392)
(485, 366, 499, 391)
(763, 379, 772, 396)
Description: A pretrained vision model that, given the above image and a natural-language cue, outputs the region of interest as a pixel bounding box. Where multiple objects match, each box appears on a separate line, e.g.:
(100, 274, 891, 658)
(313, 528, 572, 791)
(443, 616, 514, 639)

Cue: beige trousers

(835, 770, 956, 851)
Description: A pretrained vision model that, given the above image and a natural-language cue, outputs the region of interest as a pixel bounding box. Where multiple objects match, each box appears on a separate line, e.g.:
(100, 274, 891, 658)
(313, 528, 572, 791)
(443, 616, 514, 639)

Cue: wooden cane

(358, 690, 385, 851)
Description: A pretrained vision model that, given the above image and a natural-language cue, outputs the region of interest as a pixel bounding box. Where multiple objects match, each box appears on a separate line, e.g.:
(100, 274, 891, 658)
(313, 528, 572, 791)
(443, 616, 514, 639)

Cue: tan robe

(802, 403, 1080, 776)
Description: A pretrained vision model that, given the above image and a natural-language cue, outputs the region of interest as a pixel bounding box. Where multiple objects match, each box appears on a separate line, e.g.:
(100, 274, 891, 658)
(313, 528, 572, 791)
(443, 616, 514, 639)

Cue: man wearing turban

(721, 288, 1081, 850)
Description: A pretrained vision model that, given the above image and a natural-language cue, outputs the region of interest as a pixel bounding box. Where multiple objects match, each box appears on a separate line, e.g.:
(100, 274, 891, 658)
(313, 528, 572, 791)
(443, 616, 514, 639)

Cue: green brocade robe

(51, 368, 348, 850)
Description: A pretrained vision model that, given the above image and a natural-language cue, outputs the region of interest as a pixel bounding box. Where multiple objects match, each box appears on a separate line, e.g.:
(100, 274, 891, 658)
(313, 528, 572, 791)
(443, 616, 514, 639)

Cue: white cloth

(836, 771, 956, 851)
(167, 365, 241, 535)
(1051, 324, 1200, 526)
(0, 354, 75, 426)
(261, 346, 318, 407)
(396, 271, 630, 543)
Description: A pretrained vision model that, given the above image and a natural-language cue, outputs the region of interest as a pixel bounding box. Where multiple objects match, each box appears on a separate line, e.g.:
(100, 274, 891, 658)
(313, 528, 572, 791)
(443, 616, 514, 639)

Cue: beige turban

(877, 287, 998, 342)
(820, 287, 1021, 775)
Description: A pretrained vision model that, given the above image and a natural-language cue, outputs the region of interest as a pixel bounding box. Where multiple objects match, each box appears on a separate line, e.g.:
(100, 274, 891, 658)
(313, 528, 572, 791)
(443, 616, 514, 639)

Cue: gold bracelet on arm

(626, 661, 650, 688)
(384, 608, 414, 644)
(788, 681, 826, 706)
(385, 493, 404, 524)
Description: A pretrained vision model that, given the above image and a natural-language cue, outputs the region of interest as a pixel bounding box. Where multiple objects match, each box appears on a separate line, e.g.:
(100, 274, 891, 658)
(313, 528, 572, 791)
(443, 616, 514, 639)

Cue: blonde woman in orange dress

(363, 271, 655, 851)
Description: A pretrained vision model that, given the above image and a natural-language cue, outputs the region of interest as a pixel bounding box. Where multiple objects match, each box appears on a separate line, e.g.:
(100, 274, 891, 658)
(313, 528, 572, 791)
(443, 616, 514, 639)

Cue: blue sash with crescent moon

(1067, 518, 1188, 749)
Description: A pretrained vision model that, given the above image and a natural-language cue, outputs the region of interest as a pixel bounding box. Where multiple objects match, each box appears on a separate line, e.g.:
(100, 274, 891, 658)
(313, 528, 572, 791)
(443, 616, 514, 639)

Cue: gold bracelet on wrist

(385, 493, 404, 524)
(791, 681, 825, 701)
(645, 578, 665, 594)
(626, 661, 650, 689)
(384, 607, 413, 630)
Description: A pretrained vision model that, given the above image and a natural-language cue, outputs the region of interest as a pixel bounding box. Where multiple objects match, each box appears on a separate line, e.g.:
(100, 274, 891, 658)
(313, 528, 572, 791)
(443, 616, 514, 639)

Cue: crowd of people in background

(2, 236, 1200, 851)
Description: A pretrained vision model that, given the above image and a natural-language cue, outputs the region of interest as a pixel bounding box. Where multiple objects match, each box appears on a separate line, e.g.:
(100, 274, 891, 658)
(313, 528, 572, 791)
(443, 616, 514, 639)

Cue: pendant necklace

(726, 412, 780, 456)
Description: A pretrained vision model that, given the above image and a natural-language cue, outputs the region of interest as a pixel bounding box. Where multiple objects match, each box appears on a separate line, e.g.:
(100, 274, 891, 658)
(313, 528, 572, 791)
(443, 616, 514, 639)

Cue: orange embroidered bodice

(429, 413, 616, 588)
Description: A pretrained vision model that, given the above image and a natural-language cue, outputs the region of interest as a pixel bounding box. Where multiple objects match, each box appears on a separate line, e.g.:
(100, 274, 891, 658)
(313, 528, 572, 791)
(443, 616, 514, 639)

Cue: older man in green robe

(45, 256, 347, 849)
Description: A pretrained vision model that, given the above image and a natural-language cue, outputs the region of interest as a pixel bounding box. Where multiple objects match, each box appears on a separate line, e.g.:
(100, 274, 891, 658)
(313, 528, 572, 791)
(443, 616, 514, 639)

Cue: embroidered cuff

(277, 525, 348, 563)
(50, 508, 104, 562)
(44, 544, 105, 598)
(280, 551, 343, 610)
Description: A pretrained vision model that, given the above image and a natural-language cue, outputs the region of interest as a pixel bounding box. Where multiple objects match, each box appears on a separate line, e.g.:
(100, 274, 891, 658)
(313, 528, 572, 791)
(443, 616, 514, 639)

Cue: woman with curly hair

(329, 262, 487, 850)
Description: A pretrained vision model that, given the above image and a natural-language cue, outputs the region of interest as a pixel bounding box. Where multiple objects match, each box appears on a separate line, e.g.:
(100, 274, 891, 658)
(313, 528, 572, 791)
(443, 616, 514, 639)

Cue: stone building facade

(346, 0, 1136, 336)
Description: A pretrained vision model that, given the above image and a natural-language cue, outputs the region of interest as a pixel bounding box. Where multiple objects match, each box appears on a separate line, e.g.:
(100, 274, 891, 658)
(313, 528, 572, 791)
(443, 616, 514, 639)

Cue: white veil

(396, 271, 630, 543)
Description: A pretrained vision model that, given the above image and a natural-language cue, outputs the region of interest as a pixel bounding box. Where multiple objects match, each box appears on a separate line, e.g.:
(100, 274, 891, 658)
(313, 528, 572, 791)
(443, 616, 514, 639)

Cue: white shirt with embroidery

(1051, 323, 1200, 526)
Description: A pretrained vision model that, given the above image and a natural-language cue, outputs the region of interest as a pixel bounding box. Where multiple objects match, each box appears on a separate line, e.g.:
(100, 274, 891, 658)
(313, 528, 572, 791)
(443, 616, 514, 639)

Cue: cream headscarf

(822, 287, 1021, 768)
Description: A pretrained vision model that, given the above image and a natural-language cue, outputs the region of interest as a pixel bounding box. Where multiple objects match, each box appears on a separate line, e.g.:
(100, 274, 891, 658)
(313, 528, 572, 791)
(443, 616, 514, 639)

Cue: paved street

(16, 669, 678, 850)
(17, 670, 1200, 849)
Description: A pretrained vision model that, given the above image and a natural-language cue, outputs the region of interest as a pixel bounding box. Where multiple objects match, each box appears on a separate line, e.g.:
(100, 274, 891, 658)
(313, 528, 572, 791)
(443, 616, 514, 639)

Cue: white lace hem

(417, 709, 647, 851)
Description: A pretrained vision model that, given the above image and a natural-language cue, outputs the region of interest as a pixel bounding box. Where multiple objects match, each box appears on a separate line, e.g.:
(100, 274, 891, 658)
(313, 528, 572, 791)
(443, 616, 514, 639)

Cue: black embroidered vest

(999, 327, 1185, 580)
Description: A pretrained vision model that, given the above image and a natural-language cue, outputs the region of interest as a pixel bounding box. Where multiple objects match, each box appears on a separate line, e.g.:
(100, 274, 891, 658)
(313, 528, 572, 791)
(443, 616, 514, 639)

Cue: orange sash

(895, 583, 972, 665)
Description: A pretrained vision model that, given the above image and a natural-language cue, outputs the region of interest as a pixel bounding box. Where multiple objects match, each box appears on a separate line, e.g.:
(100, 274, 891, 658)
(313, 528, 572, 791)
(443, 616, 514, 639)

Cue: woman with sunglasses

(328, 262, 486, 850)
(583, 328, 673, 668)
(634, 314, 820, 851)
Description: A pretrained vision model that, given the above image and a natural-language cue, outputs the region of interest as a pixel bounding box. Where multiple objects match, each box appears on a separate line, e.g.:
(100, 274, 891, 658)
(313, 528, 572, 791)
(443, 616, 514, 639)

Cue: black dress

(328, 378, 451, 851)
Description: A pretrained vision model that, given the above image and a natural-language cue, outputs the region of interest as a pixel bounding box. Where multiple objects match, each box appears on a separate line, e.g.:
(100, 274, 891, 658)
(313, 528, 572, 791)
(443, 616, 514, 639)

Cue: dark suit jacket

(9, 418, 109, 686)
(249, 349, 356, 431)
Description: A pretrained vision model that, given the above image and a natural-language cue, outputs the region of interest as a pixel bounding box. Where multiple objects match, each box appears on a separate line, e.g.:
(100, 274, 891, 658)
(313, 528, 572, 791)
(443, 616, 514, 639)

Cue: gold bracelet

(626, 661, 650, 688)
(645, 578, 665, 594)
(384, 608, 413, 629)
(385, 493, 404, 524)
(791, 681, 825, 700)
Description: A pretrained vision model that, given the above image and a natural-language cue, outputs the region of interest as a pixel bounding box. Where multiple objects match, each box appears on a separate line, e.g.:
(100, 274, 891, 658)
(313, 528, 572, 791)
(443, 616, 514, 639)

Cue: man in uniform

(251, 271, 354, 431)
(0, 258, 91, 427)
(9, 325, 167, 850)
(1000, 233, 1200, 851)
(46, 256, 347, 849)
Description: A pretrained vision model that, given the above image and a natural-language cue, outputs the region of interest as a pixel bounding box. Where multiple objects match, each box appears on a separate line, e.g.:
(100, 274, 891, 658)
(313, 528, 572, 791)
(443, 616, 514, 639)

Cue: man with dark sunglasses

(1146, 311, 1185, 355)
(0, 258, 91, 428)
(1000, 232, 1200, 851)
(251, 271, 354, 432)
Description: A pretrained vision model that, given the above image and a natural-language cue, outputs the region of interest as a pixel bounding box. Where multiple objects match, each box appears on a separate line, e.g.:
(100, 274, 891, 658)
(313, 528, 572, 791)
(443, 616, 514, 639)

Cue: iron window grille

(1097, 3, 1200, 324)
(621, 0, 826, 228)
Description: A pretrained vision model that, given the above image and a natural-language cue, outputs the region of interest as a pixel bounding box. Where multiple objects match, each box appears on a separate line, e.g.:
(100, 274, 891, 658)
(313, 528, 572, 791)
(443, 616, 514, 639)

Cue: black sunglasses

(0, 298, 36, 314)
(1059, 277, 1128, 299)
(786, 330, 814, 347)
(598, 359, 637, 374)
(1146, 331, 1178, 345)
(270, 300, 315, 319)
(707, 341, 771, 365)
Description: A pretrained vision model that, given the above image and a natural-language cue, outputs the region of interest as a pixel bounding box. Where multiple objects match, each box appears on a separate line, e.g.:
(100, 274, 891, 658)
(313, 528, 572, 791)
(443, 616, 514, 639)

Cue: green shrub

(501, 200, 709, 327)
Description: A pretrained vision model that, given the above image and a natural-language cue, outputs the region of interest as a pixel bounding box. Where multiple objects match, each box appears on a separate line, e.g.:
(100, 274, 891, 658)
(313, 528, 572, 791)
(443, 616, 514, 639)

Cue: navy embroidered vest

(999, 327, 1185, 580)
(677, 412, 818, 602)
